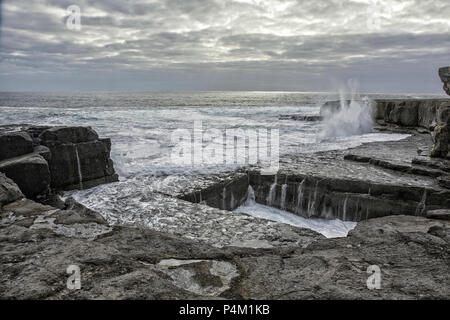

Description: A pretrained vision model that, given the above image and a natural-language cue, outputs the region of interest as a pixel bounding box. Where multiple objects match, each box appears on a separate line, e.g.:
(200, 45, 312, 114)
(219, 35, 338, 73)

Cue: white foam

(234, 199, 357, 238)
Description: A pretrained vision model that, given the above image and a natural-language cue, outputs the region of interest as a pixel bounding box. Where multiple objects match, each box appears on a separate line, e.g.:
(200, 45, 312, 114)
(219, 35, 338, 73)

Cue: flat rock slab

(1, 207, 448, 299)
(65, 176, 323, 249)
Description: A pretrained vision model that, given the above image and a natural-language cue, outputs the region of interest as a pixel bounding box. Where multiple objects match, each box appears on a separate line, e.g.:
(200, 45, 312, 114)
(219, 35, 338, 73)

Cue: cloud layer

(1, 0, 450, 92)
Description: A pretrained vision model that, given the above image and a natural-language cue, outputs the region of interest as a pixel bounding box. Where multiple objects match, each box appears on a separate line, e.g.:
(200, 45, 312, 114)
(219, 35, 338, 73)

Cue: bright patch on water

(234, 186, 356, 238)
(234, 202, 357, 238)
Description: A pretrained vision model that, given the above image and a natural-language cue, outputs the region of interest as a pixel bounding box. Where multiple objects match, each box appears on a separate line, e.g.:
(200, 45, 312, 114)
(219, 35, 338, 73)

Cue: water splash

(74, 145, 83, 190)
(343, 195, 348, 221)
(266, 175, 277, 206)
(245, 185, 256, 206)
(307, 181, 319, 217)
(230, 193, 235, 209)
(280, 183, 287, 210)
(234, 201, 357, 238)
(319, 79, 374, 140)
(296, 180, 305, 214)
(222, 187, 226, 210)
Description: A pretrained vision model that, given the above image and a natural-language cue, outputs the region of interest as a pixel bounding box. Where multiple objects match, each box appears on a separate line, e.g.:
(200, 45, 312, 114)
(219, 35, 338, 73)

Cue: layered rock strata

(0, 125, 118, 199)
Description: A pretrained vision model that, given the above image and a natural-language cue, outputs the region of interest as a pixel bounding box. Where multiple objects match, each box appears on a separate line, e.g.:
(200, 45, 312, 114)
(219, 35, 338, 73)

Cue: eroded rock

(439, 66, 450, 96)
(0, 173, 23, 207)
(0, 153, 50, 199)
(0, 131, 33, 161)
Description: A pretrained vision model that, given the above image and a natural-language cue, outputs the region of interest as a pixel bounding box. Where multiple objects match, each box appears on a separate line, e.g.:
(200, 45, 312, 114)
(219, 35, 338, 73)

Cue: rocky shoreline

(1, 86, 450, 299)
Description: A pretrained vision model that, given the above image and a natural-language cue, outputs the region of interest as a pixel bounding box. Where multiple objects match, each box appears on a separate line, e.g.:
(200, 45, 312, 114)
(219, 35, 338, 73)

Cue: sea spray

(343, 195, 348, 221)
(245, 185, 256, 206)
(280, 183, 287, 210)
(296, 180, 305, 214)
(230, 193, 235, 209)
(319, 79, 374, 140)
(266, 175, 277, 206)
(308, 181, 319, 217)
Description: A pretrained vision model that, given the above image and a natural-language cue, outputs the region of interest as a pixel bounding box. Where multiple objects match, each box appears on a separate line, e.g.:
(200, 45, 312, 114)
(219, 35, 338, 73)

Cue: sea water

(0, 91, 429, 234)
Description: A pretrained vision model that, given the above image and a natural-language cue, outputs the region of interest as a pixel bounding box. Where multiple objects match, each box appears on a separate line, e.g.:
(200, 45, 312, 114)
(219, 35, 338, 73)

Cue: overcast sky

(1, 0, 449, 93)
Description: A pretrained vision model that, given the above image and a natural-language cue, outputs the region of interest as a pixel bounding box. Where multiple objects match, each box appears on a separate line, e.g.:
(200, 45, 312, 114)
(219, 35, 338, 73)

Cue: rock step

(279, 114, 323, 121)
(247, 170, 449, 221)
(344, 153, 444, 178)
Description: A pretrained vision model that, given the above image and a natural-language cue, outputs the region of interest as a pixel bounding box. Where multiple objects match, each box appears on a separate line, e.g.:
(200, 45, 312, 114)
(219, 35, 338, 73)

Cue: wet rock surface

(65, 176, 323, 249)
(1, 200, 448, 299)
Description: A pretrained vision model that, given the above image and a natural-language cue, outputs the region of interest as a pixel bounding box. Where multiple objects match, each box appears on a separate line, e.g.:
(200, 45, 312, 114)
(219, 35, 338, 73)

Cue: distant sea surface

(0, 91, 442, 177)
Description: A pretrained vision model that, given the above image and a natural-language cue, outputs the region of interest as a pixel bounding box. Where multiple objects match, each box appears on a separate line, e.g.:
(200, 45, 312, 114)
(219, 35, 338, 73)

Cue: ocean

(0, 91, 441, 237)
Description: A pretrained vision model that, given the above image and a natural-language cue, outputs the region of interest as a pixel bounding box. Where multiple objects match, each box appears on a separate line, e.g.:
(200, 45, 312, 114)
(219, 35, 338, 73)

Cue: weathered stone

(430, 124, 449, 158)
(385, 101, 418, 127)
(439, 66, 450, 96)
(0, 131, 33, 161)
(438, 175, 450, 189)
(427, 209, 450, 221)
(34, 145, 51, 162)
(39, 126, 99, 145)
(0, 153, 50, 199)
(45, 140, 118, 190)
(1, 211, 448, 299)
(0, 173, 23, 207)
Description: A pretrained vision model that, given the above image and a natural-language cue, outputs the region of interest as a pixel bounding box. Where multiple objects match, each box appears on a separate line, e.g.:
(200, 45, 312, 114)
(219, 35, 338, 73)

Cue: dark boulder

(0, 131, 34, 161)
(0, 173, 23, 207)
(38, 127, 118, 191)
(0, 154, 50, 199)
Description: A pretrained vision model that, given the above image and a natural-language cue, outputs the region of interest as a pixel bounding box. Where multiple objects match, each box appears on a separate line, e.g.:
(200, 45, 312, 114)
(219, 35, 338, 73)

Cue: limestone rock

(0, 173, 23, 207)
(39, 126, 99, 145)
(439, 67, 450, 96)
(0, 153, 51, 199)
(427, 209, 450, 221)
(39, 127, 118, 191)
(430, 124, 449, 158)
(0, 131, 33, 161)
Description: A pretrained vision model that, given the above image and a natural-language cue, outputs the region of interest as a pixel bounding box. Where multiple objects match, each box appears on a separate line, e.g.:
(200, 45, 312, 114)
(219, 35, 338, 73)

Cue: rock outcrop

(1, 197, 448, 299)
(38, 127, 118, 190)
(0, 131, 34, 161)
(439, 66, 450, 96)
(0, 173, 23, 207)
(0, 153, 51, 199)
(0, 125, 118, 199)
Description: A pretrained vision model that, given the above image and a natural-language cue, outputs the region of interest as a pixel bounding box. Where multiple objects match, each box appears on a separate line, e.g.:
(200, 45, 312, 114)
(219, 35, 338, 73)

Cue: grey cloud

(0, 0, 449, 92)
